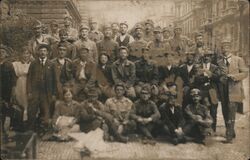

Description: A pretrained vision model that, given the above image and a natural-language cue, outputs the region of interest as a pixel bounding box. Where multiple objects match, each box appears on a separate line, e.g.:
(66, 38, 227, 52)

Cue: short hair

(114, 83, 125, 90)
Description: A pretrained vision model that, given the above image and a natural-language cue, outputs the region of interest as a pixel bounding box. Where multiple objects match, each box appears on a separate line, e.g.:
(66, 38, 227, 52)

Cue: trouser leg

(210, 104, 218, 132)
(27, 98, 39, 131)
(226, 102, 237, 140)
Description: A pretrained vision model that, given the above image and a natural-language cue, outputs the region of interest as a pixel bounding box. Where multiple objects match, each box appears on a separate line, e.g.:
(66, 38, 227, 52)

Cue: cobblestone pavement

(37, 78, 250, 160)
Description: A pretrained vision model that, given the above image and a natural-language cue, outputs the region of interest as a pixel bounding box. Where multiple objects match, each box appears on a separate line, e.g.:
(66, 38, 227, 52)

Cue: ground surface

(38, 78, 250, 160)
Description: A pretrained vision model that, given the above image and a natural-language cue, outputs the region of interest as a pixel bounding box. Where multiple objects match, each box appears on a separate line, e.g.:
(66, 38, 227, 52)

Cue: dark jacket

(27, 59, 56, 99)
(111, 59, 136, 87)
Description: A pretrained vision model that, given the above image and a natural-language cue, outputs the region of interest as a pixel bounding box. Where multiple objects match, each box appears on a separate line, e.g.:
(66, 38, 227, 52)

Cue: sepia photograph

(0, 0, 249, 159)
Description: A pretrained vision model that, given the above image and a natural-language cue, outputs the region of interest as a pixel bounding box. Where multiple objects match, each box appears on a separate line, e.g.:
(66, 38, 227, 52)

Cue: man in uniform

(52, 43, 73, 100)
(72, 45, 96, 101)
(143, 19, 154, 42)
(169, 24, 192, 57)
(183, 88, 213, 144)
(63, 15, 78, 43)
(134, 48, 159, 96)
(88, 18, 104, 43)
(74, 24, 98, 63)
(116, 22, 134, 47)
(51, 29, 76, 60)
(162, 27, 172, 43)
(128, 24, 148, 62)
(147, 26, 171, 60)
(217, 37, 248, 143)
(49, 20, 60, 42)
(130, 86, 160, 141)
(111, 46, 136, 98)
(97, 25, 119, 63)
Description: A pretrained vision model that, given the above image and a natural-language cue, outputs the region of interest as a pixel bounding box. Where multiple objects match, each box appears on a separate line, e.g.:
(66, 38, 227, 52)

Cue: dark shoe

(172, 138, 179, 145)
(116, 135, 128, 143)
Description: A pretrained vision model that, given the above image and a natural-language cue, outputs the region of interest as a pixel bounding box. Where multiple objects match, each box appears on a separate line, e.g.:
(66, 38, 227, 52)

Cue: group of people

(0, 16, 248, 145)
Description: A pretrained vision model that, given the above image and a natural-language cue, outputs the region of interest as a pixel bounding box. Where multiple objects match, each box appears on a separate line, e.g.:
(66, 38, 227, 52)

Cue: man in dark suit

(27, 44, 57, 131)
(178, 52, 199, 108)
(194, 50, 221, 132)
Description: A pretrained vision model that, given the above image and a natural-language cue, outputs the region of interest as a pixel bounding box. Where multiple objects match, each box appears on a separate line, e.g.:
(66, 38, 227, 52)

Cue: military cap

(33, 20, 42, 29)
(140, 85, 151, 94)
(79, 24, 90, 31)
(153, 26, 162, 33)
(79, 45, 89, 52)
(103, 24, 112, 31)
(50, 20, 58, 26)
(89, 18, 98, 24)
(57, 42, 67, 48)
(59, 29, 68, 36)
(221, 37, 231, 44)
(114, 83, 125, 90)
(87, 89, 99, 96)
(118, 46, 129, 52)
(145, 19, 154, 26)
(190, 88, 201, 96)
(64, 15, 72, 21)
(194, 32, 203, 38)
(120, 21, 128, 27)
(134, 24, 143, 30)
(174, 24, 182, 30)
(203, 50, 214, 55)
(162, 27, 171, 32)
(37, 43, 50, 51)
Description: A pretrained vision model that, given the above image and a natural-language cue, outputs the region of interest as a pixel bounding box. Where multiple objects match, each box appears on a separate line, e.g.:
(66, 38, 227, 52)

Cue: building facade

(174, 0, 249, 63)
(13, 0, 82, 28)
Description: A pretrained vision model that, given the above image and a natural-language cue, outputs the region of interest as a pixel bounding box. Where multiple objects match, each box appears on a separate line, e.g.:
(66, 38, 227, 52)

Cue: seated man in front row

(183, 88, 212, 144)
(130, 85, 160, 141)
(158, 90, 186, 145)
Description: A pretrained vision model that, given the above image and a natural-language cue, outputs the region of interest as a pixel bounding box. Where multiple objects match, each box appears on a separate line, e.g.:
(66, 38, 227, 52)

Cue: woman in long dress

(11, 48, 33, 121)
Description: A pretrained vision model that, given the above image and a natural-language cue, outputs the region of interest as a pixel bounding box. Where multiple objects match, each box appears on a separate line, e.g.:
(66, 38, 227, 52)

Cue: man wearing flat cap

(88, 18, 104, 43)
(72, 45, 97, 101)
(128, 24, 148, 62)
(116, 21, 134, 47)
(74, 24, 98, 63)
(111, 46, 136, 98)
(63, 15, 78, 43)
(130, 85, 160, 141)
(183, 88, 213, 144)
(144, 19, 154, 42)
(97, 25, 119, 63)
(27, 44, 57, 132)
(169, 24, 192, 56)
(217, 37, 248, 143)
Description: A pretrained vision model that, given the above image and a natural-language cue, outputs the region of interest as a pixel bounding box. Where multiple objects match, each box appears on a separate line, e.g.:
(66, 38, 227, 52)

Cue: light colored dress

(12, 61, 31, 120)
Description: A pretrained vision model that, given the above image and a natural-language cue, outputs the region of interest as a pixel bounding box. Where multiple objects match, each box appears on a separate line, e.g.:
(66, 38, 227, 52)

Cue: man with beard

(74, 24, 98, 63)
(194, 50, 221, 132)
(88, 18, 104, 43)
(63, 16, 78, 43)
(116, 22, 134, 47)
(128, 24, 148, 62)
(217, 37, 248, 143)
(130, 85, 160, 142)
(143, 19, 154, 42)
(97, 25, 119, 63)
